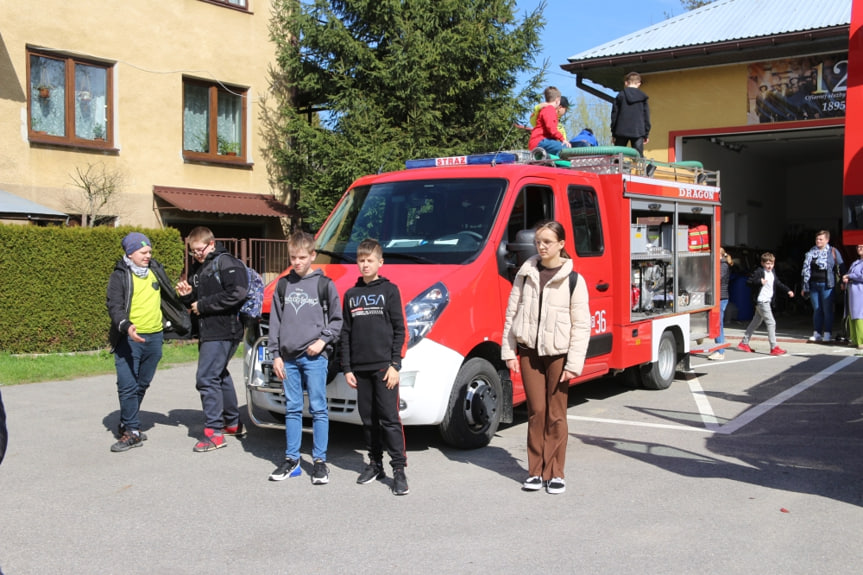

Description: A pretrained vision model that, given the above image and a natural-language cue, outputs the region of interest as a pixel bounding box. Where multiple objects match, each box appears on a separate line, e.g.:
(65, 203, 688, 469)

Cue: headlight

(406, 282, 449, 348)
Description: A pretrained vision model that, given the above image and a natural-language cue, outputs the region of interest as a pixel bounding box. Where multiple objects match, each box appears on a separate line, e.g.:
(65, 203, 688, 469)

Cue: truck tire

(439, 358, 502, 449)
(641, 330, 677, 390)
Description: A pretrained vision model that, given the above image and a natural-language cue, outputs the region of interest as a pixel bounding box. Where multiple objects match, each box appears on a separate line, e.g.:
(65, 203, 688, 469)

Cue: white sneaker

(809, 332, 822, 342)
(546, 477, 566, 494)
(707, 352, 725, 361)
(823, 332, 832, 343)
(522, 476, 543, 491)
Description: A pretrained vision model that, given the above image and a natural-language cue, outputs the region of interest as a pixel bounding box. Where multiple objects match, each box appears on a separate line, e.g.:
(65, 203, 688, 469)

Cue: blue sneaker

(269, 458, 301, 481)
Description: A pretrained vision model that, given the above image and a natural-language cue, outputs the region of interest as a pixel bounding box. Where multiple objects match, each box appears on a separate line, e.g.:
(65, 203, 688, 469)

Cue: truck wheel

(641, 331, 677, 390)
(439, 358, 502, 449)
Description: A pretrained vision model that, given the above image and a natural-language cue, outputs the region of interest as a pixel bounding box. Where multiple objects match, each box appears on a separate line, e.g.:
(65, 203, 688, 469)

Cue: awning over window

(153, 186, 295, 218)
(0, 189, 68, 220)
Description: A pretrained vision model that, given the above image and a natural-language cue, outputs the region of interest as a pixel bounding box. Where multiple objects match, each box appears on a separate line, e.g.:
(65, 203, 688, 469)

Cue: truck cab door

(566, 185, 613, 375)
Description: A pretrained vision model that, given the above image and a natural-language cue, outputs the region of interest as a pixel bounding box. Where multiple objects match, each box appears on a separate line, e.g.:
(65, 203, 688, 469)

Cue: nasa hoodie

(340, 276, 407, 373)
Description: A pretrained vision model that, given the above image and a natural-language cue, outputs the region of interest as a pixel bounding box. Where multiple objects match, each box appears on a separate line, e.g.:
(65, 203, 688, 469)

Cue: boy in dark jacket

(107, 232, 190, 452)
(737, 252, 795, 356)
(268, 232, 342, 485)
(611, 72, 651, 156)
(176, 226, 248, 452)
(340, 239, 409, 495)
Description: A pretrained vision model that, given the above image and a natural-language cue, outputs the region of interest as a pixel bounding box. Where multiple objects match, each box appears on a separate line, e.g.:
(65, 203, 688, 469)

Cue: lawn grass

(0, 340, 201, 385)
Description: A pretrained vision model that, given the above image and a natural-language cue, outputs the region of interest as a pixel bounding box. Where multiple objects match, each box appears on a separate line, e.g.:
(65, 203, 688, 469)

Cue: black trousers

(613, 135, 645, 156)
(354, 369, 407, 469)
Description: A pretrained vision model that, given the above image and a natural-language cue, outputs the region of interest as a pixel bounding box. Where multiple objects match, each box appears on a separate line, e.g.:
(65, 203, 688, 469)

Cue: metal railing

(183, 237, 290, 284)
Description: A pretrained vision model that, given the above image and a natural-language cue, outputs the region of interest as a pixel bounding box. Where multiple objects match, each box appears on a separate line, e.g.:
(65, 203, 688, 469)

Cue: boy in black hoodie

(340, 239, 409, 495)
(176, 226, 249, 452)
(611, 71, 651, 156)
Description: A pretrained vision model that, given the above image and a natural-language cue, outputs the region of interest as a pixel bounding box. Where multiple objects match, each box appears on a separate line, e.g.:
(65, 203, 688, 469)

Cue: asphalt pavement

(1, 314, 861, 574)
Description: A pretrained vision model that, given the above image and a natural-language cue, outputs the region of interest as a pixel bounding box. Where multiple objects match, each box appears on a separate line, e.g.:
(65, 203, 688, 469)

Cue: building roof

(563, 0, 852, 90)
(153, 187, 295, 218)
(0, 189, 68, 220)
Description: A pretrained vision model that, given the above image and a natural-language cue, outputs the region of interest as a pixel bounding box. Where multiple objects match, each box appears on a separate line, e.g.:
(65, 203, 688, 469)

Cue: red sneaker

(193, 428, 227, 452)
(770, 347, 787, 356)
(224, 422, 246, 438)
(737, 342, 753, 353)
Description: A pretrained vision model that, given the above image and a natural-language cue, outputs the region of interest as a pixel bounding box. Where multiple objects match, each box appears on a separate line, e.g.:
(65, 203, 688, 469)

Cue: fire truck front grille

(328, 397, 357, 414)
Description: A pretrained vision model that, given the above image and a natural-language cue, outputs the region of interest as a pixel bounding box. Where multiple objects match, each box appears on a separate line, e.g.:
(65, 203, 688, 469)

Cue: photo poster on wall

(746, 53, 848, 124)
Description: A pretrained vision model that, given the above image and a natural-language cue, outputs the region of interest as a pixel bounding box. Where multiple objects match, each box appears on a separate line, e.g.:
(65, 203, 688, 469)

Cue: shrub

(0, 225, 185, 353)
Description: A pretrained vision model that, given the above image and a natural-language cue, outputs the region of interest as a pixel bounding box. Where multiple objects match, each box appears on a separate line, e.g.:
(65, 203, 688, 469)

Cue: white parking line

(568, 356, 858, 435)
(567, 415, 714, 433)
(713, 355, 858, 435)
(687, 375, 720, 431)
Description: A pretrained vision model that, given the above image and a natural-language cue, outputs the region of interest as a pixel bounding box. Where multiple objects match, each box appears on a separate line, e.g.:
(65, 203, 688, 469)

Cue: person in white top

(737, 252, 795, 356)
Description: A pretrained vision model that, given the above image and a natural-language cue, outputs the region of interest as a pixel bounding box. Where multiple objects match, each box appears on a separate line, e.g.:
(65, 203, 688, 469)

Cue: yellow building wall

(0, 0, 277, 227)
(643, 64, 749, 162)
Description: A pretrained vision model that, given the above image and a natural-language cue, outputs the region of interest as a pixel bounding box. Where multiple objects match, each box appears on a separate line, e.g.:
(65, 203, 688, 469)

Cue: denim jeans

(809, 282, 834, 335)
(114, 331, 163, 431)
(196, 340, 241, 430)
(283, 353, 329, 461)
(715, 298, 729, 354)
(537, 138, 565, 156)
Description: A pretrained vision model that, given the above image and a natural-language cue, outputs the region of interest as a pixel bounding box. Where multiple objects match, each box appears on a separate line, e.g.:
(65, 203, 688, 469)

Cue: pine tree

(269, 0, 545, 229)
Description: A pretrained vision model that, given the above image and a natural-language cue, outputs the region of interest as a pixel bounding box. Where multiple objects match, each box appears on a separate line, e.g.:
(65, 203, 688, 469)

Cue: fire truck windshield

(315, 178, 507, 265)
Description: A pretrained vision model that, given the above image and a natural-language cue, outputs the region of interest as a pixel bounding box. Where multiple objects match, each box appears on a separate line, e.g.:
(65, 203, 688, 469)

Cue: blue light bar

(405, 152, 519, 169)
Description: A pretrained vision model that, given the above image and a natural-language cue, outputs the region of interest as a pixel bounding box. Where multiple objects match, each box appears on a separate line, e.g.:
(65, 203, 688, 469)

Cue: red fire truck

(244, 148, 722, 448)
(844, 0, 863, 246)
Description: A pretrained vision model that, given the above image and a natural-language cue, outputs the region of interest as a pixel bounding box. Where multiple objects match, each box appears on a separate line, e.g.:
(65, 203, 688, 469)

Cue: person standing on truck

(709, 248, 734, 361)
(340, 239, 409, 495)
(611, 72, 651, 156)
(267, 231, 342, 485)
(106, 232, 189, 452)
(801, 230, 844, 343)
(176, 226, 248, 452)
(501, 221, 591, 495)
(528, 86, 571, 157)
(737, 252, 795, 356)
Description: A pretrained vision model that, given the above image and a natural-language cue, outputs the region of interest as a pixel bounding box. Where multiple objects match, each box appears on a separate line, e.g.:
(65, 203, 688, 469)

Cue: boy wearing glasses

(176, 226, 249, 452)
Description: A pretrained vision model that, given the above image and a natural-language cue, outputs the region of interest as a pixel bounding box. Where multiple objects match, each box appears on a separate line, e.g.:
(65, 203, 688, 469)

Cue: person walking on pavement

(737, 252, 794, 356)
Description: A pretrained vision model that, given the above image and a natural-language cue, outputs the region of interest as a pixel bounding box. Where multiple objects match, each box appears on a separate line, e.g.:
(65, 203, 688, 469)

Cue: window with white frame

(183, 79, 247, 162)
(28, 50, 113, 147)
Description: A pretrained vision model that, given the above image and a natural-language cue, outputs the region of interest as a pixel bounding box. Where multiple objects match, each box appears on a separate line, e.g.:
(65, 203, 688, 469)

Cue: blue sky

(514, 0, 685, 90)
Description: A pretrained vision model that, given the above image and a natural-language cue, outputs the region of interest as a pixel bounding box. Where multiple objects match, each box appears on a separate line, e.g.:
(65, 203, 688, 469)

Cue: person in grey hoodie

(611, 71, 651, 156)
(267, 231, 342, 485)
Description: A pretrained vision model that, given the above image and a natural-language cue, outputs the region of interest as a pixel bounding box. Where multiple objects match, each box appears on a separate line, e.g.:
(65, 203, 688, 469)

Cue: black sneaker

(111, 431, 143, 452)
(392, 468, 409, 496)
(357, 461, 386, 484)
(118, 425, 147, 441)
(312, 459, 330, 485)
(269, 458, 301, 481)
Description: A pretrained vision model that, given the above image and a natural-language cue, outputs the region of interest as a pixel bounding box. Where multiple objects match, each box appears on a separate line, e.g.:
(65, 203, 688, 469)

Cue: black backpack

(520, 270, 579, 296)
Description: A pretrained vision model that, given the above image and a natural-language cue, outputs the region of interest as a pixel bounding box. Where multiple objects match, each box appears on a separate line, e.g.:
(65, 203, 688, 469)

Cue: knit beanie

(122, 232, 151, 255)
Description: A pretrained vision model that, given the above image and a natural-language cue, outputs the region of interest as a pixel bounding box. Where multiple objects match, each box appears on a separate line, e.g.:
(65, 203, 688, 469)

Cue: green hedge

(0, 225, 185, 353)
